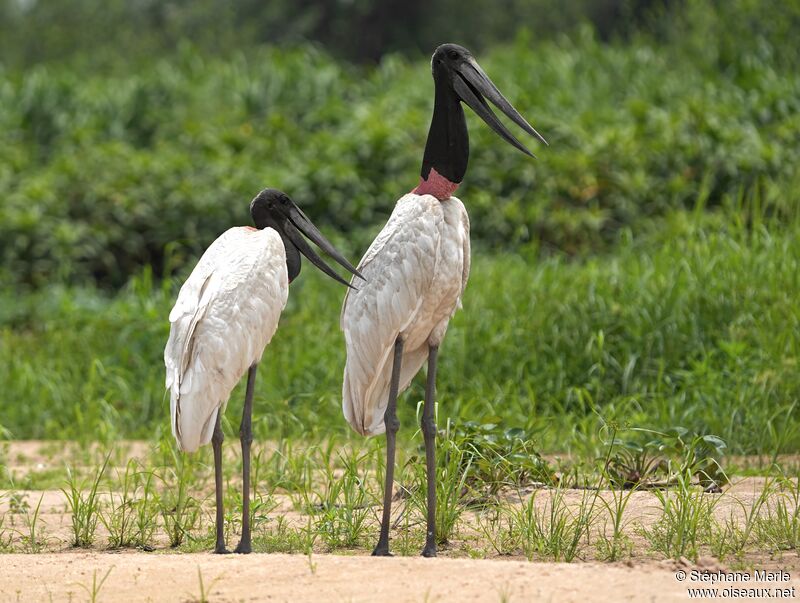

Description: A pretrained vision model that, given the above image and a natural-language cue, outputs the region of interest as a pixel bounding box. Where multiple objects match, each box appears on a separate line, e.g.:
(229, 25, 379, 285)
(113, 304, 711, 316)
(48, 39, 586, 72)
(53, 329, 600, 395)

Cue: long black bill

(454, 58, 547, 157)
(282, 204, 364, 288)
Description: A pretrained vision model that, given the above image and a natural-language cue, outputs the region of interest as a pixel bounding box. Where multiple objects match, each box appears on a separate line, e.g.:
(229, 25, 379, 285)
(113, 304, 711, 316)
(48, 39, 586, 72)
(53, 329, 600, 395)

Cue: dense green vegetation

(3, 203, 798, 456)
(2, 0, 798, 65)
(1, 0, 798, 462)
(2, 9, 799, 288)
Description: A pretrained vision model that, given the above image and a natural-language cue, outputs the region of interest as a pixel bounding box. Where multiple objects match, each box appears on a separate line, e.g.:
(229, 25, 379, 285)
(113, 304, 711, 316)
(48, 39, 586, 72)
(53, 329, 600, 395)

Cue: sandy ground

(3, 552, 786, 603)
(3, 442, 800, 601)
(1, 475, 791, 563)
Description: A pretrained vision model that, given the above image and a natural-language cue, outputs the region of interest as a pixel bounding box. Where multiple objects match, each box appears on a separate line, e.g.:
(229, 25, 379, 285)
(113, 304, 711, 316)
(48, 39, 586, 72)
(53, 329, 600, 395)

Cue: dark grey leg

(211, 411, 229, 554)
(372, 337, 404, 557)
(421, 345, 439, 557)
(234, 363, 257, 554)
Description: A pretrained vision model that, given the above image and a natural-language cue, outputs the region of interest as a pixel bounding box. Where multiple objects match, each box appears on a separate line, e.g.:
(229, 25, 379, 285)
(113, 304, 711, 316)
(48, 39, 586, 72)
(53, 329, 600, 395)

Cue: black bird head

(420, 44, 547, 186)
(432, 43, 547, 155)
(250, 189, 363, 288)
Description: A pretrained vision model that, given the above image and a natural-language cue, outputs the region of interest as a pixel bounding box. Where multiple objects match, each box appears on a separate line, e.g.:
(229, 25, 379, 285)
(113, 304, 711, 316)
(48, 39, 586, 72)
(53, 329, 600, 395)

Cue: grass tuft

(62, 454, 109, 548)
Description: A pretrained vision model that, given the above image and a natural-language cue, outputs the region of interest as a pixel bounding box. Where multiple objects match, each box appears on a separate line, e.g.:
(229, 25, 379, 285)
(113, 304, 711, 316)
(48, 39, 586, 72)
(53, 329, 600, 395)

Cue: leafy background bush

(2, 26, 799, 287)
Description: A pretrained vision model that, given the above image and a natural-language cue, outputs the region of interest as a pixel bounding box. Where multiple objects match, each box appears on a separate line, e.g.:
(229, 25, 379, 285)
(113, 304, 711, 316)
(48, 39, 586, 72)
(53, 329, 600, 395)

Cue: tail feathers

(170, 387, 220, 453)
(342, 345, 428, 437)
(342, 372, 381, 436)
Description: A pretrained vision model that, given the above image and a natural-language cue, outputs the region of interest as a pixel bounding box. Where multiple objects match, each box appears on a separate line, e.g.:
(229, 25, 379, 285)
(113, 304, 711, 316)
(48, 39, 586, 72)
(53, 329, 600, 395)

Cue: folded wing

(165, 227, 288, 452)
(341, 194, 445, 436)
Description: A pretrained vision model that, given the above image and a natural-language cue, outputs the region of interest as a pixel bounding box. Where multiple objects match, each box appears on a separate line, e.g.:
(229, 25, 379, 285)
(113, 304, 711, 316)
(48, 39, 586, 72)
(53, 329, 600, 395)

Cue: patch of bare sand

(0, 552, 747, 602)
(1, 440, 152, 472)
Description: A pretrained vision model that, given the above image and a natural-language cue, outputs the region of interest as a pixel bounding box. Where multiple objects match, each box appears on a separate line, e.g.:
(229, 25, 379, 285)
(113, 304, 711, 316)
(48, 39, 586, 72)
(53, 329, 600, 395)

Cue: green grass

(75, 567, 113, 603)
(100, 459, 158, 549)
(309, 457, 372, 550)
(62, 454, 109, 547)
(188, 566, 223, 603)
(1, 202, 798, 458)
(408, 419, 474, 545)
(157, 445, 202, 548)
(638, 466, 718, 560)
(20, 493, 45, 553)
(0, 423, 798, 563)
(755, 472, 800, 553)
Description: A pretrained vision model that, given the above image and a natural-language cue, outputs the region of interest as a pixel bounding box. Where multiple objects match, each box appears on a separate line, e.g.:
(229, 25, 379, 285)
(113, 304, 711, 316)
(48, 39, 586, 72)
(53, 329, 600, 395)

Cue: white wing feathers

(165, 227, 288, 453)
(341, 194, 470, 436)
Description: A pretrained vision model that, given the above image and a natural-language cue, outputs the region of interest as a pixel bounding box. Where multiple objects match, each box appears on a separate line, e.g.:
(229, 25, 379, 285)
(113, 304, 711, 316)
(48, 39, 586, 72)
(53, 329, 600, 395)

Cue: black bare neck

(420, 79, 469, 183)
(279, 232, 301, 282)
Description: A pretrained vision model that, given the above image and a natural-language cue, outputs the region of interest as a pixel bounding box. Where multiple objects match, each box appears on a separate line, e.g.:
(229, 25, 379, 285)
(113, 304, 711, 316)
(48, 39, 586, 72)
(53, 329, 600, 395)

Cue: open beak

(452, 58, 547, 157)
(281, 202, 364, 289)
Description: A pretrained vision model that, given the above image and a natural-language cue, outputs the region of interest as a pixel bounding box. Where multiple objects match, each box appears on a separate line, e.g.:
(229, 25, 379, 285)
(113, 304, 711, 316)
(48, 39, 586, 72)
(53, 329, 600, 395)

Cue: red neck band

(412, 168, 460, 200)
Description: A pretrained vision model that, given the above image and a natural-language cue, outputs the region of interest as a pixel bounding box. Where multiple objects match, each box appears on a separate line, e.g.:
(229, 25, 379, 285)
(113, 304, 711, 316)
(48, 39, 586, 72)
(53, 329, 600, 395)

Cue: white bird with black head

(165, 188, 361, 554)
(341, 43, 546, 557)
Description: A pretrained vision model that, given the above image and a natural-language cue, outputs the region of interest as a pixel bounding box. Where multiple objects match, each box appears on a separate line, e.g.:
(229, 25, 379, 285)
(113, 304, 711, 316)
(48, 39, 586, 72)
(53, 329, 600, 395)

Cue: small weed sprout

(74, 567, 114, 603)
(514, 487, 597, 562)
(158, 447, 201, 548)
(595, 485, 636, 561)
(638, 465, 717, 561)
(100, 459, 159, 549)
(0, 491, 14, 552)
(62, 454, 110, 548)
(21, 493, 45, 553)
(101, 459, 137, 548)
(476, 504, 520, 556)
(132, 469, 159, 550)
(189, 566, 223, 603)
(253, 515, 318, 554)
(309, 450, 371, 549)
(710, 477, 773, 560)
(407, 418, 473, 545)
(595, 421, 638, 560)
(755, 470, 800, 551)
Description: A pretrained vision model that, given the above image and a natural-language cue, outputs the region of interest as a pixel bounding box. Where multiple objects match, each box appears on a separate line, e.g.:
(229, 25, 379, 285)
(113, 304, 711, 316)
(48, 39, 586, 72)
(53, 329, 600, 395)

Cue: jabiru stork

(340, 43, 546, 557)
(165, 188, 362, 554)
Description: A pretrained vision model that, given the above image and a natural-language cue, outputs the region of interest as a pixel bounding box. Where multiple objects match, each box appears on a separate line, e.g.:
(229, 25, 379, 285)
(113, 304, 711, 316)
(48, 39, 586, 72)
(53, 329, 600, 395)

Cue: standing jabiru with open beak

(165, 188, 362, 554)
(340, 43, 547, 557)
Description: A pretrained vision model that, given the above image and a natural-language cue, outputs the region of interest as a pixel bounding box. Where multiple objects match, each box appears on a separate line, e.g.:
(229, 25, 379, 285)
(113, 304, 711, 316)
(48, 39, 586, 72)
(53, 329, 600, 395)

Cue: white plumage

(164, 226, 288, 453)
(341, 193, 470, 436)
(163, 188, 361, 555)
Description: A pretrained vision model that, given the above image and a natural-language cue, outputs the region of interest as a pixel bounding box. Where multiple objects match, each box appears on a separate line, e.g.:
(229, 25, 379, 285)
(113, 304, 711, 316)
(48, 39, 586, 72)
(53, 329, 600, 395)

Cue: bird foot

(213, 545, 231, 554)
(371, 545, 393, 557)
(421, 544, 437, 558)
(234, 541, 251, 554)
